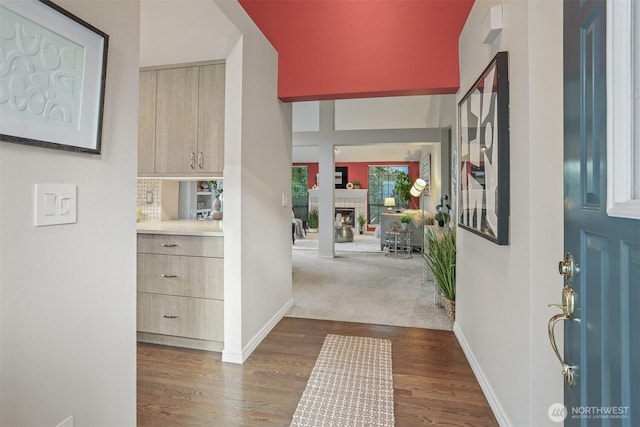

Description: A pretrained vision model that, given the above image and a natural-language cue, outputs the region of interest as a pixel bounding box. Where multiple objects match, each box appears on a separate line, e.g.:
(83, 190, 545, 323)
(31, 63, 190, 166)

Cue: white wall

(455, 1, 564, 426)
(0, 1, 139, 425)
(213, 0, 294, 363)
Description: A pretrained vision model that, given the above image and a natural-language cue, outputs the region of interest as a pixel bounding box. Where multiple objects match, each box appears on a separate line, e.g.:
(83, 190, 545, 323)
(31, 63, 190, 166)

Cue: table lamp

(384, 197, 396, 211)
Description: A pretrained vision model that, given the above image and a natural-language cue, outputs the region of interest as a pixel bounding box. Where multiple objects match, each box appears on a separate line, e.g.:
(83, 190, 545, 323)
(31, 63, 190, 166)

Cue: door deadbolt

(558, 252, 579, 281)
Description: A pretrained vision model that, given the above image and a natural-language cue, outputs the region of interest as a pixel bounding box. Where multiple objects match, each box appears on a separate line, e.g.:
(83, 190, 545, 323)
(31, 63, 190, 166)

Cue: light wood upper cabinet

(138, 62, 225, 177)
(138, 70, 156, 174)
(155, 66, 199, 174)
(197, 64, 225, 174)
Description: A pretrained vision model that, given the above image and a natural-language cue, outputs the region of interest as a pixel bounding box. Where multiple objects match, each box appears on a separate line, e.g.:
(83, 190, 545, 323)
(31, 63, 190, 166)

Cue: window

(607, 0, 640, 218)
(368, 165, 409, 224)
(292, 166, 308, 220)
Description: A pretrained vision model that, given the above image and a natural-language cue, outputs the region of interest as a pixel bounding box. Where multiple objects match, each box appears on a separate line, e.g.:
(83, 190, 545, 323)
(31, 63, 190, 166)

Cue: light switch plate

(35, 184, 77, 226)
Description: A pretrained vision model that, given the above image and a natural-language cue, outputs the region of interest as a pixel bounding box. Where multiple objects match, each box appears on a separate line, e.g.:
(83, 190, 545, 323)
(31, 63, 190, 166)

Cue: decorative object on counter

(352, 181, 361, 189)
(209, 180, 223, 220)
(346, 181, 354, 189)
(435, 195, 452, 227)
(307, 207, 319, 232)
(358, 213, 366, 234)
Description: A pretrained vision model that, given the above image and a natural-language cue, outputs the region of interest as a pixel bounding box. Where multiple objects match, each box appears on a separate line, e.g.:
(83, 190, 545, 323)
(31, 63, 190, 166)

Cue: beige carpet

(290, 233, 453, 330)
(290, 334, 394, 427)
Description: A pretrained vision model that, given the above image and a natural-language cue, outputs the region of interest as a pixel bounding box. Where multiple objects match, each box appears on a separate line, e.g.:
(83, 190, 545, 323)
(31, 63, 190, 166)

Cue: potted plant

(357, 213, 366, 234)
(352, 180, 361, 189)
(400, 214, 412, 230)
(307, 207, 319, 232)
(421, 227, 456, 321)
(393, 171, 412, 209)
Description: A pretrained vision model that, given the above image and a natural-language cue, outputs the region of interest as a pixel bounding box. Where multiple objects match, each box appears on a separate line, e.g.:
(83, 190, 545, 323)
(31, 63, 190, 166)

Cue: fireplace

(335, 207, 355, 226)
(308, 189, 368, 231)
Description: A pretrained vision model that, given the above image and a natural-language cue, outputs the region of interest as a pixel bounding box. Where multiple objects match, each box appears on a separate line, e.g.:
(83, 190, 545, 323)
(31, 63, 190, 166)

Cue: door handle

(190, 152, 196, 169)
(198, 152, 204, 169)
(547, 285, 577, 387)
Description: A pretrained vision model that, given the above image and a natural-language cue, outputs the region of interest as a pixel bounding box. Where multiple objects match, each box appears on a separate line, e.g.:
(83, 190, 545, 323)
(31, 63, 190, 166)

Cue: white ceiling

(139, 0, 239, 67)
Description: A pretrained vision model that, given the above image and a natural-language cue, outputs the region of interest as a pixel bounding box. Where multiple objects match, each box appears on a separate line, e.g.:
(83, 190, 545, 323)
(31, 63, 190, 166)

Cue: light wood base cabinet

(137, 234, 223, 351)
(137, 294, 223, 341)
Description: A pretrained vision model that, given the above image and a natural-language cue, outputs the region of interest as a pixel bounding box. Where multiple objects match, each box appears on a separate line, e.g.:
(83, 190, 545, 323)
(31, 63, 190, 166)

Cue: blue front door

(562, 0, 640, 425)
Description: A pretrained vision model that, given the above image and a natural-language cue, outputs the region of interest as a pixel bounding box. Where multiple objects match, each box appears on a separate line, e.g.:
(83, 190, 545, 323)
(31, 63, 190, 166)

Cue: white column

(318, 143, 335, 257)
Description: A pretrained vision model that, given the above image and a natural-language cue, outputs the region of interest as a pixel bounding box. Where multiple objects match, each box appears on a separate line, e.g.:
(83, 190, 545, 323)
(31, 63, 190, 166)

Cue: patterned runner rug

(290, 334, 394, 426)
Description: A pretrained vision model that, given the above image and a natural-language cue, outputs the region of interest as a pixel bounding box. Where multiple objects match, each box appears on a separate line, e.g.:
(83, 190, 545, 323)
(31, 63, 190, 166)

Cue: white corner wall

(455, 1, 564, 426)
(0, 1, 139, 425)
(214, 0, 294, 363)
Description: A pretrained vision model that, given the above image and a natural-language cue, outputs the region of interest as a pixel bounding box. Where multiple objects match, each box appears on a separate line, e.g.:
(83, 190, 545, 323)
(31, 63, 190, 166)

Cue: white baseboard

(453, 323, 511, 427)
(223, 298, 294, 364)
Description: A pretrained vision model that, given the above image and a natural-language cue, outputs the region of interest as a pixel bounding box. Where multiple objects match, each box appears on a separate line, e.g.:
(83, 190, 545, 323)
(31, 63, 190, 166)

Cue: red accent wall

(293, 161, 421, 207)
(239, 1, 474, 101)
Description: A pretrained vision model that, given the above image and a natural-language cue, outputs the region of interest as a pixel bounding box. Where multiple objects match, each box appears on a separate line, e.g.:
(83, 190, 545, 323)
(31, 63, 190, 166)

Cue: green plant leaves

(421, 228, 456, 301)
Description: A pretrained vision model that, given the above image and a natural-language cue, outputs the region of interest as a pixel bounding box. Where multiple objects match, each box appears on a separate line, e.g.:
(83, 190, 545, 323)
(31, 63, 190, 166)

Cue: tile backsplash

(137, 179, 161, 220)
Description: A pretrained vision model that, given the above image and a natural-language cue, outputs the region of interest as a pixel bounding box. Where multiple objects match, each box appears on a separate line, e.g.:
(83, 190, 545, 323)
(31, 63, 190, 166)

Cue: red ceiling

(238, 0, 474, 102)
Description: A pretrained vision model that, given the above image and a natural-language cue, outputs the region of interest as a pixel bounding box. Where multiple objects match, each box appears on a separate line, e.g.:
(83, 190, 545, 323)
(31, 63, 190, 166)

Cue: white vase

(211, 196, 223, 220)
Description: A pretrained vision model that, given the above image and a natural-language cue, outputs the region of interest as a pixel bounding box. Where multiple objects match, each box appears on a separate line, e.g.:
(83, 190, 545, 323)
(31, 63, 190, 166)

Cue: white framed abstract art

(458, 51, 510, 245)
(0, 0, 109, 154)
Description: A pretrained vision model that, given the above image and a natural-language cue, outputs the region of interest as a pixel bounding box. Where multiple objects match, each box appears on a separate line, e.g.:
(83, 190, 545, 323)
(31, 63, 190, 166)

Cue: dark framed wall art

(0, 0, 109, 154)
(335, 166, 348, 189)
(458, 51, 510, 245)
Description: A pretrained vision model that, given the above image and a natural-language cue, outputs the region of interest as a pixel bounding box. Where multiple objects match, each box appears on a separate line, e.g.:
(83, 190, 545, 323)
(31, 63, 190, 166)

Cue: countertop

(136, 220, 223, 237)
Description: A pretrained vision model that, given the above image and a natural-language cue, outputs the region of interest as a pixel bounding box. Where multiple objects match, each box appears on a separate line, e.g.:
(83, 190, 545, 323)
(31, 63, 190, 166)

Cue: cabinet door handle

(161, 274, 178, 278)
(198, 152, 204, 169)
(162, 315, 178, 319)
(190, 152, 196, 169)
(161, 243, 178, 247)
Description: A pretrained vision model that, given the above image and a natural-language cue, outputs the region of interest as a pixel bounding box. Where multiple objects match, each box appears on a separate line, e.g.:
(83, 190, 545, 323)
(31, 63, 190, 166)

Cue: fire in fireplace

(335, 208, 356, 226)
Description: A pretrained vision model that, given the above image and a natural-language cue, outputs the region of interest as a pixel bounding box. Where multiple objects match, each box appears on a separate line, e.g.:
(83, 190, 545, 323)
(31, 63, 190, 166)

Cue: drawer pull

(162, 315, 179, 319)
(161, 243, 178, 247)
(161, 274, 178, 278)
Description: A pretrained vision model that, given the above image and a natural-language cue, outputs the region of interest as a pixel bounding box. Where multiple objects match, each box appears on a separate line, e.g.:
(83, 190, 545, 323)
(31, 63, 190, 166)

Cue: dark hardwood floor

(137, 317, 497, 426)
